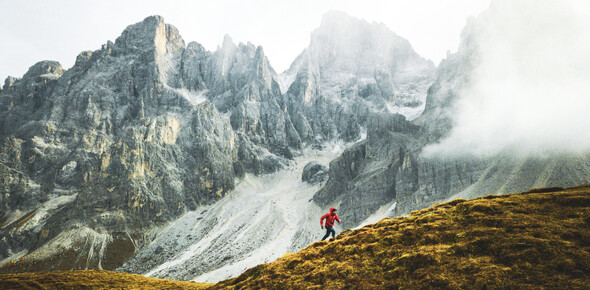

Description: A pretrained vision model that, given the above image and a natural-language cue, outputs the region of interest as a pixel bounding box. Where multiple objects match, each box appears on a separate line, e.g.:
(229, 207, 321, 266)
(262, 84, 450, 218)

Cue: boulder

(302, 162, 328, 185)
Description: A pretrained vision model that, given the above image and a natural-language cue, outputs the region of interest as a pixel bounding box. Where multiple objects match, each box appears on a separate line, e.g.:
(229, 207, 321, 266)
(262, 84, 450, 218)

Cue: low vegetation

(216, 184, 590, 289)
(2, 185, 589, 289)
(0, 270, 210, 289)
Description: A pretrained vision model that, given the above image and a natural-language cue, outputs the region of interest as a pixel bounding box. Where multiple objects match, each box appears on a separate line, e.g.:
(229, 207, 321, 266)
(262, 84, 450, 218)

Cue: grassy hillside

(2, 185, 589, 289)
(0, 270, 210, 289)
(216, 185, 590, 289)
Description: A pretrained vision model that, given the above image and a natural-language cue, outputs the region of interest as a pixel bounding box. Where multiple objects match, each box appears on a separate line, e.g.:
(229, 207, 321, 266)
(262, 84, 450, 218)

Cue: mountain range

(0, 8, 589, 282)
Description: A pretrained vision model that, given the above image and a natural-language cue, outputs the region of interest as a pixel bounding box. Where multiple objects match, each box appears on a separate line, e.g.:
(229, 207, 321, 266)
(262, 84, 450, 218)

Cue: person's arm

(336, 214, 341, 223)
(320, 213, 327, 228)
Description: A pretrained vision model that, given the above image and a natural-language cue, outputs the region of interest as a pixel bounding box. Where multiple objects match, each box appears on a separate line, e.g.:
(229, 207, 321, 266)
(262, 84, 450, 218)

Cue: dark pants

(322, 226, 336, 240)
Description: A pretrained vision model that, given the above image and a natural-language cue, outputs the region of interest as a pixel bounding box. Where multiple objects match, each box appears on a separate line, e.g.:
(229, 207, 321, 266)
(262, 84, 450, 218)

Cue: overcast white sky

(0, 0, 491, 80)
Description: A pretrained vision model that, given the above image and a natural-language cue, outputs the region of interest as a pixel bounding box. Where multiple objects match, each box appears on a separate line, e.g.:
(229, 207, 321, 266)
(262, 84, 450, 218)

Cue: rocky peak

(319, 10, 356, 27)
(114, 15, 185, 56)
(186, 41, 206, 53)
(216, 34, 238, 77)
(310, 10, 430, 75)
(2, 76, 18, 91)
(72, 51, 94, 72)
(221, 34, 236, 51)
(22, 61, 63, 81)
(280, 10, 435, 146)
(253, 46, 276, 87)
(286, 10, 435, 99)
(211, 35, 277, 88)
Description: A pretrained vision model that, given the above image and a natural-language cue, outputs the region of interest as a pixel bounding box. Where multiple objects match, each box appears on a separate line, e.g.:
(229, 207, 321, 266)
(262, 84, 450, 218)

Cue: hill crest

(2, 185, 589, 289)
(215, 184, 590, 289)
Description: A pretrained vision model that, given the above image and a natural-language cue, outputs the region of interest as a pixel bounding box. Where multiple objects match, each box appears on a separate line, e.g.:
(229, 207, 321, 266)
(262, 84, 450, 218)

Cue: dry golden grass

(215, 184, 590, 289)
(0, 270, 212, 289)
(3, 185, 589, 289)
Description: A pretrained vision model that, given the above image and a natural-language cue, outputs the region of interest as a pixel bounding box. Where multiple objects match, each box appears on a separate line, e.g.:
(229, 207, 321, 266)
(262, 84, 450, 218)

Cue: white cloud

(423, 0, 590, 157)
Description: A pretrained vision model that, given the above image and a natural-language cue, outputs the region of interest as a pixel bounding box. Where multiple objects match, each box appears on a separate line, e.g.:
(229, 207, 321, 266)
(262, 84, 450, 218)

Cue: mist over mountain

(0, 2, 589, 284)
(423, 0, 590, 157)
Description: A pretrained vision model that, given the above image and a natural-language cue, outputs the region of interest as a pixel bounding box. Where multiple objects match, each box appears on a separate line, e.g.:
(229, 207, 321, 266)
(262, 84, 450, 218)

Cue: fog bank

(424, 0, 590, 157)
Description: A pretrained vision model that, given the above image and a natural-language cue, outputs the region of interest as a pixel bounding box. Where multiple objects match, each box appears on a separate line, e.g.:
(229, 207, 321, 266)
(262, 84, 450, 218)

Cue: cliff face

(181, 35, 297, 167)
(0, 16, 238, 271)
(0, 15, 297, 272)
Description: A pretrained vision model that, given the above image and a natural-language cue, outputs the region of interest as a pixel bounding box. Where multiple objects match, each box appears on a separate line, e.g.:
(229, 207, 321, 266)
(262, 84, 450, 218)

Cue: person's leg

(330, 227, 336, 238)
(321, 227, 331, 241)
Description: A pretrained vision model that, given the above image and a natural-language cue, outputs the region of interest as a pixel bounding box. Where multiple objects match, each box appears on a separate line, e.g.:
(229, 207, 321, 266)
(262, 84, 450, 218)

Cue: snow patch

(385, 101, 426, 121)
(276, 70, 297, 94)
(170, 87, 208, 106)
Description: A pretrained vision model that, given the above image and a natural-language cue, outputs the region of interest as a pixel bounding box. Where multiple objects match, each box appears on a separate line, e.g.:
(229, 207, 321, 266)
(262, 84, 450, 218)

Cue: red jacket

(320, 207, 341, 227)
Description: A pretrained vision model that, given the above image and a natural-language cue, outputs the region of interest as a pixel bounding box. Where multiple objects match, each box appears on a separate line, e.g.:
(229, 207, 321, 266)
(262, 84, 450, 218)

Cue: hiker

(320, 207, 341, 241)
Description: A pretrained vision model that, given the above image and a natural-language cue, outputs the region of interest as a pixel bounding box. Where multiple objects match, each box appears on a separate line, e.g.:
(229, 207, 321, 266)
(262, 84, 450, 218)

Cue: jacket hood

(330, 207, 336, 213)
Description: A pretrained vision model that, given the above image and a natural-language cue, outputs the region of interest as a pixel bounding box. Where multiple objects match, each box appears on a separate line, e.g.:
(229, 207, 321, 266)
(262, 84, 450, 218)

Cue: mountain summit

(115, 15, 185, 56)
